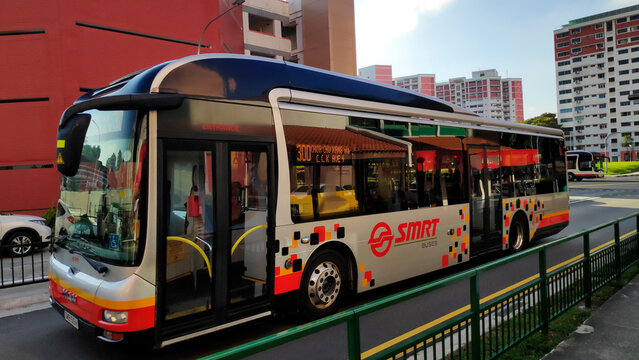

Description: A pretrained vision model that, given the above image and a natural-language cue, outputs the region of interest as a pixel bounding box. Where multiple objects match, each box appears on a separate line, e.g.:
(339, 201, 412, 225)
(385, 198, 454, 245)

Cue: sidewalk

(543, 273, 639, 360)
(0, 281, 50, 319)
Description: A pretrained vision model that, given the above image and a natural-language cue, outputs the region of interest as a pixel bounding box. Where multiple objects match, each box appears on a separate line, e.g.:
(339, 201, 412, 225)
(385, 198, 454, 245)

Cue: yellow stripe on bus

(361, 229, 636, 359)
(49, 272, 155, 310)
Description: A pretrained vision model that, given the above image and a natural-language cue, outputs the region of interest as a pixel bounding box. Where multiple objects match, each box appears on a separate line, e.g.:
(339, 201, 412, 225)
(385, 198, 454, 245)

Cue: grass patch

(498, 263, 639, 360)
(605, 161, 639, 175)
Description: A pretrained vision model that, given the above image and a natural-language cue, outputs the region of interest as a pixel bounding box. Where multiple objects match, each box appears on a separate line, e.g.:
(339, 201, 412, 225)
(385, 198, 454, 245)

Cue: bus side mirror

(56, 113, 91, 176)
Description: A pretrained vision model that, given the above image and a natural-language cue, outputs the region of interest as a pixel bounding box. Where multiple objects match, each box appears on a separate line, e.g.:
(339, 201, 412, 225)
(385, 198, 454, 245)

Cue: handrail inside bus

(231, 224, 268, 256)
(167, 236, 212, 277)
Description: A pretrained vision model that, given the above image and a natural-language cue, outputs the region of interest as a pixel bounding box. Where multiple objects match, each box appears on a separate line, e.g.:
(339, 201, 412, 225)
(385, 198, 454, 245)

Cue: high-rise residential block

(554, 5, 639, 161)
(358, 65, 393, 85)
(435, 70, 523, 122)
(393, 74, 436, 96)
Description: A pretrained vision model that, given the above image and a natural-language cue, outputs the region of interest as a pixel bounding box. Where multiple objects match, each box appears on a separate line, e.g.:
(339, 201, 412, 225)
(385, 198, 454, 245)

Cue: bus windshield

(56, 109, 146, 266)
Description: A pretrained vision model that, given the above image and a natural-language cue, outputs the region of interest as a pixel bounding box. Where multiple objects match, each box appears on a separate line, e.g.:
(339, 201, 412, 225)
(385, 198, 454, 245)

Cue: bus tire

(568, 173, 575, 182)
(509, 214, 529, 252)
(299, 249, 348, 318)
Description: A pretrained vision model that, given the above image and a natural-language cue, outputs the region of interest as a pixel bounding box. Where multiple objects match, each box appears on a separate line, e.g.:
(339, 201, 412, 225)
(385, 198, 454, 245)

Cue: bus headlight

(103, 310, 128, 324)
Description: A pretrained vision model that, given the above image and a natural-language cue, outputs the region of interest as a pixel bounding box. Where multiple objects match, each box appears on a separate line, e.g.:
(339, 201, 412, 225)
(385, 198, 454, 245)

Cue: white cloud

(355, 0, 455, 65)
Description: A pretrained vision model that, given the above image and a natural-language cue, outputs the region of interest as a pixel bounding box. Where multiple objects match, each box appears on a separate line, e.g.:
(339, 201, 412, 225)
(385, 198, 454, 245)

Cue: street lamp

(197, 0, 245, 55)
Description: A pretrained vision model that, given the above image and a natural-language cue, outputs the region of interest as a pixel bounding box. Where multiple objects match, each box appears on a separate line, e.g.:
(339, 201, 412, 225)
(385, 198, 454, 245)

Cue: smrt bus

(566, 150, 605, 181)
(50, 54, 569, 347)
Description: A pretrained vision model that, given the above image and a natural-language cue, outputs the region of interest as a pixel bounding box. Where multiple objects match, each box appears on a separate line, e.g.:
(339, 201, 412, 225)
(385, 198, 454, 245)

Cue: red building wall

(0, 0, 244, 215)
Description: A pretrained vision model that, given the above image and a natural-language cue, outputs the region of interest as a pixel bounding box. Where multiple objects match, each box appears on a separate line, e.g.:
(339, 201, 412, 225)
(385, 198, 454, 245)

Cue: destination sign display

(296, 144, 351, 164)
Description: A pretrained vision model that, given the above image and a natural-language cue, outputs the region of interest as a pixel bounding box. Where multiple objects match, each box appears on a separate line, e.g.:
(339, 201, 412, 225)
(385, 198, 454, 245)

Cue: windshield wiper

(69, 249, 109, 274)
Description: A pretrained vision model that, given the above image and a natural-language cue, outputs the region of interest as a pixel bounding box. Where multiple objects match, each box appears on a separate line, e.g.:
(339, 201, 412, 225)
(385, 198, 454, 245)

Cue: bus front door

(469, 146, 502, 254)
(157, 141, 274, 347)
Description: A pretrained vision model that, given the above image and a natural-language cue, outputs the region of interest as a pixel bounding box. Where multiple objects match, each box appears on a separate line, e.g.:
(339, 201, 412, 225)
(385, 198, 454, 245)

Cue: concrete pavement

(0, 281, 49, 319)
(543, 273, 639, 360)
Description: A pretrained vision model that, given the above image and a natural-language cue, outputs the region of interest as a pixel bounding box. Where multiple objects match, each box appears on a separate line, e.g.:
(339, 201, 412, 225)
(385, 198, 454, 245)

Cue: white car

(0, 214, 52, 256)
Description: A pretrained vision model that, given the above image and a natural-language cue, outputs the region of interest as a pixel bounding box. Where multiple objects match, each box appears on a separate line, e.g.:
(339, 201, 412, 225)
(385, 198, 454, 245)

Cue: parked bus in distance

(566, 151, 605, 181)
(50, 54, 569, 348)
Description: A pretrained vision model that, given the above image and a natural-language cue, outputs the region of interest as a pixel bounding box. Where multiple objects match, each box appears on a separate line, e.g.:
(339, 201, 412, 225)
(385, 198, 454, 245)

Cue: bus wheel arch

(509, 211, 529, 252)
(298, 244, 354, 318)
(568, 172, 575, 182)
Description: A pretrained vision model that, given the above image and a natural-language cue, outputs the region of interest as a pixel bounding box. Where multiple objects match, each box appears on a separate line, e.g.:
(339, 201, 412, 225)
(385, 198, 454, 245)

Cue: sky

(354, 0, 639, 119)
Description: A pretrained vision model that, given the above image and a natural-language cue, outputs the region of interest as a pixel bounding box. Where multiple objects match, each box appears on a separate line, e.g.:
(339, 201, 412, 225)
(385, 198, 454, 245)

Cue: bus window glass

(578, 153, 593, 171)
(56, 110, 146, 266)
(535, 137, 555, 194)
(406, 124, 467, 207)
(501, 133, 536, 197)
(552, 139, 568, 192)
(282, 110, 409, 222)
(165, 150, 214, 319)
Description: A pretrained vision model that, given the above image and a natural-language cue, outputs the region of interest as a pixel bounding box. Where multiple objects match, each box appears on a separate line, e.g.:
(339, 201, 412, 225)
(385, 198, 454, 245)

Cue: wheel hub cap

(11, 236, 32, 255)
(307, 261, 341, 309)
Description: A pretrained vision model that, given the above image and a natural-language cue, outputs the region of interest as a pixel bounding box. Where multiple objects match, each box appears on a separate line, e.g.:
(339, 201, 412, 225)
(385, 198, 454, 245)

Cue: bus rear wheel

(299, 249, 348, 318)
(509, 215, 529, 252)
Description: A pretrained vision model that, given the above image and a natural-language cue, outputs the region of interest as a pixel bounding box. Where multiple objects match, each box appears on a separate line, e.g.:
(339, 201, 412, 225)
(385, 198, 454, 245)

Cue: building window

(559, 80, 571, 85)
(617, 17, 627, 24)
(558, 60, 570, 66)
(571, 28, 581, 34)
(619, 59, 629, 65)
(573, 57, 582, 63)
(596, 33, 604, 39)
(560, 108, 573, 113)
(618, 28, 628, 34)
(620, 49, 629, 54)
(556, 31, 569, 39)
(619, 39, 629, 45)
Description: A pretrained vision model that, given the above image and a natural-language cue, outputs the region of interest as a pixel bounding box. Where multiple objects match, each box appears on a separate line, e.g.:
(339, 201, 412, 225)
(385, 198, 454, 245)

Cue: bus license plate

(64, 310, 79, 330)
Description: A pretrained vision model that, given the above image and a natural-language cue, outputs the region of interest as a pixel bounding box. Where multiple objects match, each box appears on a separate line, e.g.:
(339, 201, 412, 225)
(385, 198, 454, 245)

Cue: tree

(524, 113, 562, 129)
(621, 134, 634, 161)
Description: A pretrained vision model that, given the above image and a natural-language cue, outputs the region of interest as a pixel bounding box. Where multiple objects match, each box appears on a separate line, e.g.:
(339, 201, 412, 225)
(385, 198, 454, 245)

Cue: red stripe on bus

(537, 212, 569, 229)
(49, 279, 155, 332)
(274, 272, 303, 295)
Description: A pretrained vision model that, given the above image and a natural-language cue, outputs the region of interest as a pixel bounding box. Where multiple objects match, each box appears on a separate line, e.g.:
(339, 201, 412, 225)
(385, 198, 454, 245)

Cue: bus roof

(72, 54, 562, 138)
(82, 54, 471, 115)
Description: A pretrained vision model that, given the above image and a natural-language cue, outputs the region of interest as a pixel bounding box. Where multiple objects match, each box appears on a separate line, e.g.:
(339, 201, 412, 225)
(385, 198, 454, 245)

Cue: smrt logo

(368, 218, 440, 257)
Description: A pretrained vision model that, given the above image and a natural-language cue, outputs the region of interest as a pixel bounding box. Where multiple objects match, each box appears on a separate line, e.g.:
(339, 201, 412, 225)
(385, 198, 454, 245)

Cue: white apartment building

(554, 5, 639, 161)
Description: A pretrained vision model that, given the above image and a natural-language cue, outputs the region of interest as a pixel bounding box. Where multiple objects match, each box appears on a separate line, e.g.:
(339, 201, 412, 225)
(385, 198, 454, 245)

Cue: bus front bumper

(50, 296, 124, 343)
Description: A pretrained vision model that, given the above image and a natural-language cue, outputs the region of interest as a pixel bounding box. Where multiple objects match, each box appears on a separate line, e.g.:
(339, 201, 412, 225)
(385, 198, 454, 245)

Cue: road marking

(569, 196, 599, 204)
(360, 229, 637, 359)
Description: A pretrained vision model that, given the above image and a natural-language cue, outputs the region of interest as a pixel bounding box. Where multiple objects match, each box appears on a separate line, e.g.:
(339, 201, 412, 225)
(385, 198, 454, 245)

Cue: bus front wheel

(509, 214, 529, 252)
(299, 249, 348, 318)
(568, 173, 575, 182)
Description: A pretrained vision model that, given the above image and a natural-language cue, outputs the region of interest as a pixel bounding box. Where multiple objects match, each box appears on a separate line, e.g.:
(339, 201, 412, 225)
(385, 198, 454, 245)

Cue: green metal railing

(201, 212, 639, 360)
